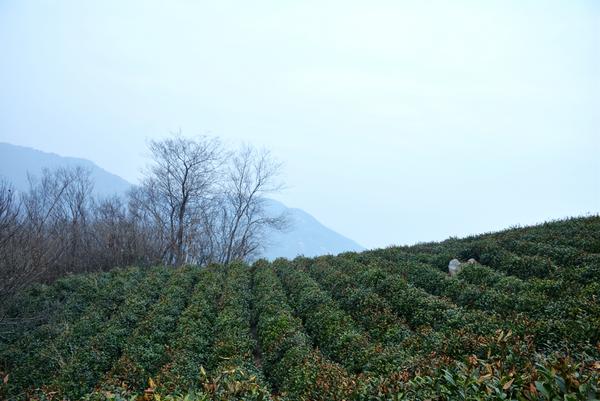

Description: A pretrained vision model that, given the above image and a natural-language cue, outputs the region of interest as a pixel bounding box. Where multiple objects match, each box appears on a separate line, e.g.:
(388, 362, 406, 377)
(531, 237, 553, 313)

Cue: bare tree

(0, 180, 20, 249)
(21, 166, 95, 275)
(0, 180, 23, 305)
(91, 196, 140, 269)
(218, 145, 287, 264)
(133, 136, 287, 266)
(138, 135, 223, 266)
(127, 185, 172, 265)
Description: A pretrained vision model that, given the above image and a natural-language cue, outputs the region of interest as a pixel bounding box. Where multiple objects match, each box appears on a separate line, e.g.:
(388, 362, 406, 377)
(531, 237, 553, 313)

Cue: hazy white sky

(1, 0, 599, 248)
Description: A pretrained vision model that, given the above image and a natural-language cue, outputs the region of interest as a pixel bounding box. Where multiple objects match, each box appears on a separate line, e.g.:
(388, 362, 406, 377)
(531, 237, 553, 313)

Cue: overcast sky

(1, 1, 599, 248)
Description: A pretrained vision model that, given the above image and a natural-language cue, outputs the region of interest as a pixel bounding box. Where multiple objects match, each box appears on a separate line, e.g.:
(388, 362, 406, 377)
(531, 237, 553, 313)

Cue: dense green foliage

(1, 216, 598, 400)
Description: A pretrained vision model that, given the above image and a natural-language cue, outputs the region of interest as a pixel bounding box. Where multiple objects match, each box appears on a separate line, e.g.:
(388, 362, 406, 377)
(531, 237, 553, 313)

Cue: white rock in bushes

(448, 259, 462, 276)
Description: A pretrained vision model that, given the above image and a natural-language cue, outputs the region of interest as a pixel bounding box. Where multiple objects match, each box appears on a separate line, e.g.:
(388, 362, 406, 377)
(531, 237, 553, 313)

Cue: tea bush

(1, 217, 598, 400)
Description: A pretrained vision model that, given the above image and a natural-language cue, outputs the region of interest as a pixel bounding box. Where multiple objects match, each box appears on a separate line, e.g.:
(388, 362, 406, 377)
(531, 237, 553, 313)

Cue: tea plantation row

(1, 216, 598, 400)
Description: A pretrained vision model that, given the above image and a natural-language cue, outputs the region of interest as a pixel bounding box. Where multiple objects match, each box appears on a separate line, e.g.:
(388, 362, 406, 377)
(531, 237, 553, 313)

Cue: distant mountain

(0, 142, 364, 258)
(0, 142, 131, 197)
(262, 199, 364, 259)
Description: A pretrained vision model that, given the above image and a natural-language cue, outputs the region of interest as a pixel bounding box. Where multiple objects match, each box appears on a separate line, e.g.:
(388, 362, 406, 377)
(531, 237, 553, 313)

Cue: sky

(1, 0, 599, 248)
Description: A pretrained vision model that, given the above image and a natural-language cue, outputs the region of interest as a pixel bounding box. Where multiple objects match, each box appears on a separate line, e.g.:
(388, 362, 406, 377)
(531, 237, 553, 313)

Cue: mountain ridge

(0, 142, 132, 197)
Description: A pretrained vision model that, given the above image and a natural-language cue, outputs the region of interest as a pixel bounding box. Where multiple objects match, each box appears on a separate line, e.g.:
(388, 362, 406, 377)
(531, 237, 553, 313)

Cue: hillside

(1, 217, 599, 400)
(0, 142, 131, 198)
(0, 142, 363, 259)
(263, 199, 364, 259)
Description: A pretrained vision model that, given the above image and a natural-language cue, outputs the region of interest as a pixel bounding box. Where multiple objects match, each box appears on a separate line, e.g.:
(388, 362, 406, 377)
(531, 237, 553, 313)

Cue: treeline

(0, 135, 285, 308)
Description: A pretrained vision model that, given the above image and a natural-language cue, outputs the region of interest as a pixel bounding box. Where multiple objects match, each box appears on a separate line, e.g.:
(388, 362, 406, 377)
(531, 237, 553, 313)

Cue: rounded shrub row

(273, 258, 372, 373)
(356, 251, 545, 315)
(49, 266, 172, 399)
(1, 270, 113, 348)
(93, 266, 199, 395)
(355, 250, 600, 350)
(154, 267, 221, 396)
(302, 257, 412, 346)
(319, 256, 528, 360)
(1, 267, 144, 400)
(253, 260, 354, 401)
(199, 262, 272, 401)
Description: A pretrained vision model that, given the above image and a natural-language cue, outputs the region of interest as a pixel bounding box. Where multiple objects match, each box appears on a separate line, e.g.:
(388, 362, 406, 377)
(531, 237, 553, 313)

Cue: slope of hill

(1, 217, 598, 400)
(0, 142, 131, 197)
(0, 142, 364, 259)
(263, 199, 364, 259)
